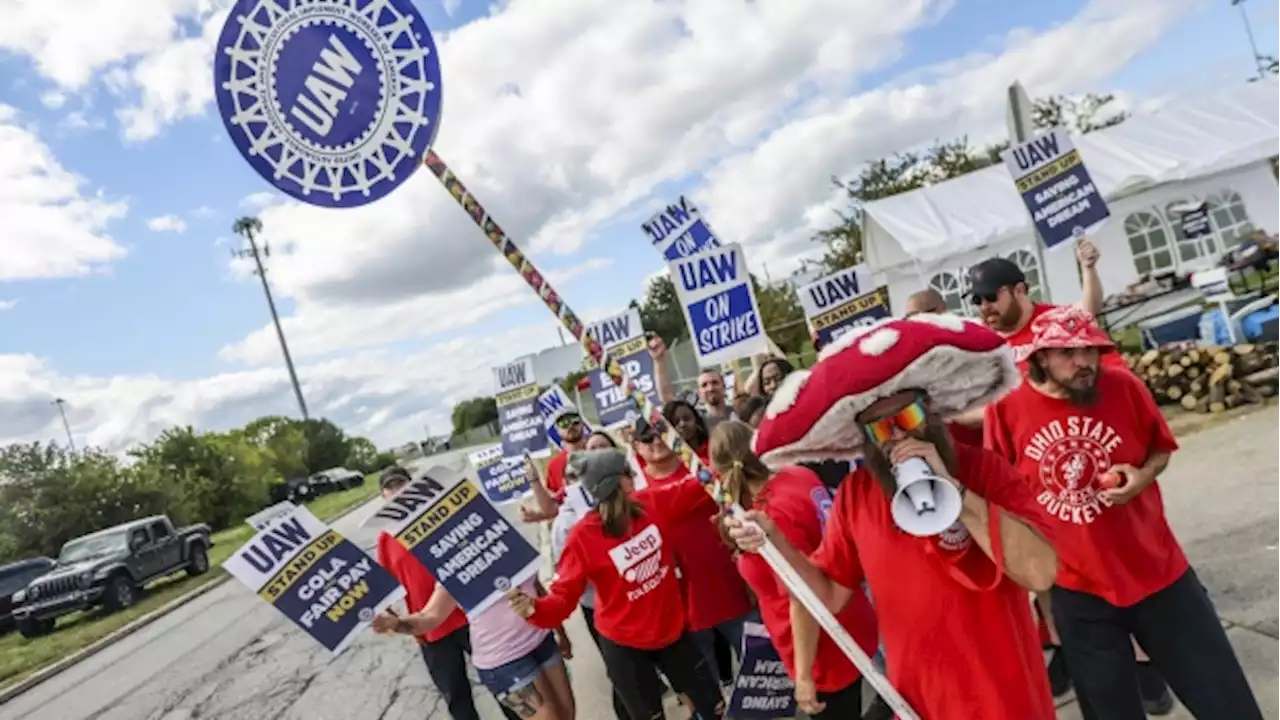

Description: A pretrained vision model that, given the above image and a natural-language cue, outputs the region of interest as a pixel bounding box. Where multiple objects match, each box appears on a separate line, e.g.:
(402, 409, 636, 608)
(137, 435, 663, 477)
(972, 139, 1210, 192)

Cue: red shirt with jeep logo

(529, 476, 716, 649)
(984, 364, 1186, 607)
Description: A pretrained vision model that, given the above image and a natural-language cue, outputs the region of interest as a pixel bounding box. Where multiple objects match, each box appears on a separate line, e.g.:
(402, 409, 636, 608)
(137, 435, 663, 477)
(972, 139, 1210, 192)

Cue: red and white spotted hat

(753, 314, 1020, 468)
(1027, 305, 1115, 354)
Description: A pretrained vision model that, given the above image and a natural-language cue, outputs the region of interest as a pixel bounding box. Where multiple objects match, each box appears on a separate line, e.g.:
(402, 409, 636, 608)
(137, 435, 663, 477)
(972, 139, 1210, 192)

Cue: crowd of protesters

(365, 237, 1261, 720)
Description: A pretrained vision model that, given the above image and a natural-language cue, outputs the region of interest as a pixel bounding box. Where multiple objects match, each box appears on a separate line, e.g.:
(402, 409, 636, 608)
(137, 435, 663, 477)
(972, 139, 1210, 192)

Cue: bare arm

(790, 597, 821, 682)
(400, 585, 460, 635)
(647, 336, 676, 403)
(1076, 238, 1103, 316)
(957, 490, 1058, 592)
(729, 511, 853, 614)
(522, 455, 558, 521)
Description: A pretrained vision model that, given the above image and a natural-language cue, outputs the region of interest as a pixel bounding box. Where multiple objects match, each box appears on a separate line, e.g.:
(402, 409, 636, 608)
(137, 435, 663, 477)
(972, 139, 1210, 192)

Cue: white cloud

(442, 0, 462, 18)
(0, 300, 17, 311)
(191, 205, 216, 218)
(146, 214, 187, 233)
(0, 104, 127, 280)
(39, 90, 66, 109)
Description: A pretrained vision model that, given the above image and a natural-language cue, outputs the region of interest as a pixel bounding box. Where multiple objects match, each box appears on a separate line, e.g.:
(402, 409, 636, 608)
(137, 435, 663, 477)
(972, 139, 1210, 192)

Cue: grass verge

(0, 476, 381, 689)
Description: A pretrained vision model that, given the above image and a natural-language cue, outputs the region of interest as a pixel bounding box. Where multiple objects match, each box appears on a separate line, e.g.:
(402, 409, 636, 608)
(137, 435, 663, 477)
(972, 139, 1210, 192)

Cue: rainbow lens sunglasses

(862, 396, 928, 445)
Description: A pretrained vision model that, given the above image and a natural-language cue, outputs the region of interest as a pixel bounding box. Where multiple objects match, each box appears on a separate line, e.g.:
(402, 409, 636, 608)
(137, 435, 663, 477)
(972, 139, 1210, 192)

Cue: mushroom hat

(753, 313, 1019, 468)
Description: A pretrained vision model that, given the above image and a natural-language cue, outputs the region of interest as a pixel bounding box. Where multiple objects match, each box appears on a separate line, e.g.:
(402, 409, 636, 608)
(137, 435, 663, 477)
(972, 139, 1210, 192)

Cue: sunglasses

(862, 397, 928, 445)
(555, 415, 582, 430)
(970, 291, 999, 305)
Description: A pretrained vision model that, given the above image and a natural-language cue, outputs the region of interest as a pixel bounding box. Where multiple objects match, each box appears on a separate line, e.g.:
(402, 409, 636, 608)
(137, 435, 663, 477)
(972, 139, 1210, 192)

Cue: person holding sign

(984, 307, 1263, 720)
(708, 420, 883, 720)
(509, 449, 727, 720)
(374, 467, 522, 720)
(727, 316, 1061, 720)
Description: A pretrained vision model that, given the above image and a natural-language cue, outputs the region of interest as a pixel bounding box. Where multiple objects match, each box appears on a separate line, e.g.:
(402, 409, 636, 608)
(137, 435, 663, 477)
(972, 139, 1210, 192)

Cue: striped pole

(422, 149, 919, 720)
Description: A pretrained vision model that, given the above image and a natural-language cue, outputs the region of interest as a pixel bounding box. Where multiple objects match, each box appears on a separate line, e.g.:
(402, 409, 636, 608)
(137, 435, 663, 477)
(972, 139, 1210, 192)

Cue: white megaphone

(890, 457, 964, 537)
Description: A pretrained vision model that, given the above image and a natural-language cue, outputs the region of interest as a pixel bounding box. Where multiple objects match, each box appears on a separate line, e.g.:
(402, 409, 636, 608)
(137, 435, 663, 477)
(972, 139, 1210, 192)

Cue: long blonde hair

(709, 420, 772, 510)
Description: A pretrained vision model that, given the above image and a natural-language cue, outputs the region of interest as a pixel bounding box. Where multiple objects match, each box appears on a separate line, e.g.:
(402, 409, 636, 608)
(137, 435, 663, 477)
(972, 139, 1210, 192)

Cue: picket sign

(422, 149, 921, 720)
(1000, 127, 1110, 250)
(493, 357, 549, 459)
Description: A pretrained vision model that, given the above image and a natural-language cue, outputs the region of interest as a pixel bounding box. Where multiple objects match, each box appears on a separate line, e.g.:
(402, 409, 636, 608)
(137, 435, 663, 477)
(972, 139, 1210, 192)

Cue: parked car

(11, 515, 212, 638)
(268, 475, 317, 504)
(0, 557, 54, 633)
(310, 467, 364, 492)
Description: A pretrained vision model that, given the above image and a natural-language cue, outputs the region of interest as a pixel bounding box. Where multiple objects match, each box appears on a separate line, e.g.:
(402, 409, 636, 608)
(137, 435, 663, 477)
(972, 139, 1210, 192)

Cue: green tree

(559, 370, 589, 396)
(130, 427, 273, 531)
(299, 418, 350, 473)
(1030, 93, 1127, 135)
(451, 396, 499, 435)
(345, 436, 380, 474)
(752, 277, 809, 354)
(634, 276, 688, 344)
(240, 415, 310, 479)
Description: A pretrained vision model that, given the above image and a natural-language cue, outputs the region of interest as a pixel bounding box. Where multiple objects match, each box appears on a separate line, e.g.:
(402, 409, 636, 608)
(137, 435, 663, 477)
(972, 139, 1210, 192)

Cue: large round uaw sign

(214, 0, 442, 208)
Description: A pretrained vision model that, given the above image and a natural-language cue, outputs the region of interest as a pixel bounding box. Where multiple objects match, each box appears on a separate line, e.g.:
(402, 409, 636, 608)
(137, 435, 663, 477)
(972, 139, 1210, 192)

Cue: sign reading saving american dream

(584, 308, 659, 427)
(797, 265, 890, 346)
(494, 357, 547, 459)
(669, 243, 769, 367)
(213, 0, 443, 208)
(726, 622, 798, 719)
(372, 466, 541, 616)
(223, 505, 403, 654)
(1001, 128, 1111, 249)
(468, 445, 530, 505)
(642, 195, 723, 261)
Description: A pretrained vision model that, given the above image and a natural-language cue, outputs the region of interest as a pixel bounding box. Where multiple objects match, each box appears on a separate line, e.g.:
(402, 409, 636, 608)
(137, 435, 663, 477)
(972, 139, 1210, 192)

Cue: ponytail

(597, 488, 643, 539)
(709, 420, 772, 547)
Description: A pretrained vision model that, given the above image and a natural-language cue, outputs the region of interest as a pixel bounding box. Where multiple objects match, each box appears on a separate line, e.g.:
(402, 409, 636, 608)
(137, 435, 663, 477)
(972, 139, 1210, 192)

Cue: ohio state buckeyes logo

(1024, 417, 1124, 525)
(937, 521, 971, 552)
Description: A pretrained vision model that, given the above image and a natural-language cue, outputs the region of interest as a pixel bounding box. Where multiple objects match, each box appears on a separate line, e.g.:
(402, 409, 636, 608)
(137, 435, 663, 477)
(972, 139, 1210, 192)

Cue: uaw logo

(493, 576, 512, 593)
(1025, 417, 1124, 525)
(214, 0, 443, 208)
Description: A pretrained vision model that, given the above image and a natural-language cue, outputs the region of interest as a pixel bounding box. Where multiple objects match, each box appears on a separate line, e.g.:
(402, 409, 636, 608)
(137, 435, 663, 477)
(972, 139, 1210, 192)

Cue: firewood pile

(1123, 342, 1280, 413)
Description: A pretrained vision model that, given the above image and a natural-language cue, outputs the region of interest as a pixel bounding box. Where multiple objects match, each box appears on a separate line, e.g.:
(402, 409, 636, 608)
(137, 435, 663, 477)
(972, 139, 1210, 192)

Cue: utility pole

(52, 398, 75, 452)
(232, 217, 310, 421)
(1231, 0, 1267, 79)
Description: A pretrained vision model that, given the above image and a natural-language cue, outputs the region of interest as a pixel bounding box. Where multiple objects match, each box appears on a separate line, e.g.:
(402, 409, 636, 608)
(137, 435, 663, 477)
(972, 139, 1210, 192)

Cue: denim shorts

(475, 634, 563, 697)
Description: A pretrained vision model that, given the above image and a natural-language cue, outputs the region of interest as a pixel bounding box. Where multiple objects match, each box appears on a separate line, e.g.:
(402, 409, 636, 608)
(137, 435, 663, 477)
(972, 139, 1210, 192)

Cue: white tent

(863, 78, 1280, 318)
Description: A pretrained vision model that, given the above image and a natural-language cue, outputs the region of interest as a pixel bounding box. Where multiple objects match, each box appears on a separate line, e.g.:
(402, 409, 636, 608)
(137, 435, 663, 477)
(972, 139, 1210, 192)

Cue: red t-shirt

(947, 421, 984, 447)
(530, 478, 716, 649)
(738, 467, 878, 693)
(544, 450, 570, 500)
(376, 532, 468, 643)
(695, 441, 710, 466)
(1005, 303, 1127, 373)
(644, 465, 753, 631)
(810, 443, 1056, 720)
(984, 365, 1186, 607)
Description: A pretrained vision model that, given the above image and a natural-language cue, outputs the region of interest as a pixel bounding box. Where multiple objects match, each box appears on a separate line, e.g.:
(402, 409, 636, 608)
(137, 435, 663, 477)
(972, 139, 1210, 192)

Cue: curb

(0, 492, 381, 704)
(0, 574, 229, 704)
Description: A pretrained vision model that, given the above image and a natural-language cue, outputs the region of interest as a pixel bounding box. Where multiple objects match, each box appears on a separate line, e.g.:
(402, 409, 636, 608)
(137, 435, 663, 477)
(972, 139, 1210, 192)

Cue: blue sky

(1, 0, 1275, 450)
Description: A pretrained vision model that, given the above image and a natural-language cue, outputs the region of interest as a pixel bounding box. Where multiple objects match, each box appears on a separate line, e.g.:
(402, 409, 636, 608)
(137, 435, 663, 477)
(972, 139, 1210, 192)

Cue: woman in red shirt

(636, 414, 755, 686)
(508, 449, 725, 720)
(708, 420, 879, 718)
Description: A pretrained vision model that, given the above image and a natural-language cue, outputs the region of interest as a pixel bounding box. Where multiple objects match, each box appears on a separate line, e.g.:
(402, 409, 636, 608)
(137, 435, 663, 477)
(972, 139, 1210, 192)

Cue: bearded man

(728, 314, 1060, 719)
(985, 306, 1262, 720)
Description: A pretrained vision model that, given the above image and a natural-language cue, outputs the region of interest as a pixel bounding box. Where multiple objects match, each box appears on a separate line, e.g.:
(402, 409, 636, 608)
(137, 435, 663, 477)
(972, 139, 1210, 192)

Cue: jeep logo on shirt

(608, 525, 663, 582)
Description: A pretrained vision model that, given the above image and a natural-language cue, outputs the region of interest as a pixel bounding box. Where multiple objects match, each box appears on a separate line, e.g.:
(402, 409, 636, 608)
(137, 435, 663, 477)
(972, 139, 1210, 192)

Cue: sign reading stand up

(214, 0, 443, 208)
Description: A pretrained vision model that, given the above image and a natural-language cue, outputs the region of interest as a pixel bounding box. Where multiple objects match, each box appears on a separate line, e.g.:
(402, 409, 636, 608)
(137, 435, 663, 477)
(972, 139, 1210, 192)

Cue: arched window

(1164, 201, 1215, 265)
(928, 271, 969, 316)
(1206, 190, 1253, 248)
(1004, 248, 1043, 301)
(1124, 211, 1174, 276)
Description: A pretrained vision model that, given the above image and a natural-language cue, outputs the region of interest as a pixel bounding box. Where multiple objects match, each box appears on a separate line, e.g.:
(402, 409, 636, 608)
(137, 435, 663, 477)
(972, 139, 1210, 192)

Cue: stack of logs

(1124, 342, 1279, 413)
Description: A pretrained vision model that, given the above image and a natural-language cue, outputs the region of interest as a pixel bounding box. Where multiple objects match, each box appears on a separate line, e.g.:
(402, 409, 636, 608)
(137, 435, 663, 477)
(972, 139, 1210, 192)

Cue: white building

(862, 78, 1279, 320)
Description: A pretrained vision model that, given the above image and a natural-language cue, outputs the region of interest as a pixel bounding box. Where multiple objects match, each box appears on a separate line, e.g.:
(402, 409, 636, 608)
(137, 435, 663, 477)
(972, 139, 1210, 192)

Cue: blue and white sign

(469, 445, 530, 505)
(224, 506, 403, 654)
(798, 265, 888, 345)
(214, 0, 443, 208)
(669, 243, 768, 367)
(641, 196, 723, 261)
(584, 309, 658, 426)
(537, 386, 590, 449)
(494, 357, 547, 459)
(370, 466, 541, 616)
(1001, 128, 1110, 249)
(726, 622, 797, 719)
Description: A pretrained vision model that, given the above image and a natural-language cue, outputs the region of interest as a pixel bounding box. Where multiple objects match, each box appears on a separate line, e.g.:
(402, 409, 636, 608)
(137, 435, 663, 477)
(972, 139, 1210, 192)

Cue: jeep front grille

(32, 575, 79, 599)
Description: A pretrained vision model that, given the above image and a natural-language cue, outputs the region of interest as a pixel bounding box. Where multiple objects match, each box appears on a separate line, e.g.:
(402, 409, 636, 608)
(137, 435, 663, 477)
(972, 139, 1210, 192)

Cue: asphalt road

(1, 412, 1276, 720)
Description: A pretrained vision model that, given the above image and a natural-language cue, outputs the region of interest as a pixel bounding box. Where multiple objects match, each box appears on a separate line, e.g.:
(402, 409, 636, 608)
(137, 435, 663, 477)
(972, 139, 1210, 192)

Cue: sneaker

(1136, 662, 1174, 716)
(1046, 646, 1072, 698)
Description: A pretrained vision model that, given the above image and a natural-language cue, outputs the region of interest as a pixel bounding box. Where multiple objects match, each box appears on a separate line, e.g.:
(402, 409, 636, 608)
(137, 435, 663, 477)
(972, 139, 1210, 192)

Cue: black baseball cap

(966, 258, 1026, 300)
(632, 415, 667, 442)
(379, 465, 412, 490)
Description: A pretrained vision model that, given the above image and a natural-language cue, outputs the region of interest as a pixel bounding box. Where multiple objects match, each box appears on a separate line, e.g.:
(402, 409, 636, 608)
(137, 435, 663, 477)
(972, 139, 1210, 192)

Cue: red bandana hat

(1027, 306, 1115, 355)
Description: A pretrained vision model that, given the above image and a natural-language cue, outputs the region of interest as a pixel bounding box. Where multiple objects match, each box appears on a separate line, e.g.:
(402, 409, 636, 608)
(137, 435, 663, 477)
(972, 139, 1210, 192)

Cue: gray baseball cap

(566, 449, 630, 500)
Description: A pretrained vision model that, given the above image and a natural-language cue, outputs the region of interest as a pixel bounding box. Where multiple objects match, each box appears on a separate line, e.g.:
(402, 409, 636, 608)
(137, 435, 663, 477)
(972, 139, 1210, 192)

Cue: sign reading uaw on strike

(372, 466, 542, 616)
(642, 195, 723, 261)
(798, 265, 892, 347)
(670, 243, 769, 367)
(585, 308, 659, 426)
(224, 506, 404, 654)
(494, 357, 547, 459)
(1002, 128, 1111, 249)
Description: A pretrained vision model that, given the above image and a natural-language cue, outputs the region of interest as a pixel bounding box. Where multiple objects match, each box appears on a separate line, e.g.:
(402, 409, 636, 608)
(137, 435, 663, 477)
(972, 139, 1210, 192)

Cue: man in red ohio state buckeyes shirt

(985, 306, 1262, 720)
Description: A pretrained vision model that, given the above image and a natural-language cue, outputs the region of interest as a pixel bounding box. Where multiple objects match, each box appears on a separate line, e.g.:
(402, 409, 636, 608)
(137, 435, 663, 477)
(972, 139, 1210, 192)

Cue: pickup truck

(11, 515, 212, 638)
